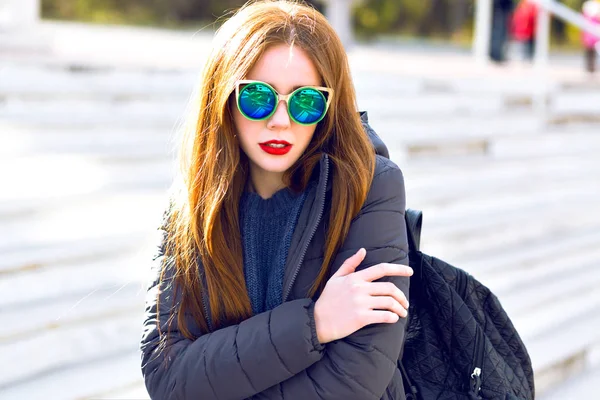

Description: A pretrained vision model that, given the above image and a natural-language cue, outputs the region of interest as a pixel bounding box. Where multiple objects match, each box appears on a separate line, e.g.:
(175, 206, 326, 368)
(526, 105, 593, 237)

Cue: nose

(267, 100, 291, 130)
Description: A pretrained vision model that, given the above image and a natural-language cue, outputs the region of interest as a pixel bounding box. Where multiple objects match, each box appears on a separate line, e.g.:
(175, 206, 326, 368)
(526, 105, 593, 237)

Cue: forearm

(143, 299, 325, 400)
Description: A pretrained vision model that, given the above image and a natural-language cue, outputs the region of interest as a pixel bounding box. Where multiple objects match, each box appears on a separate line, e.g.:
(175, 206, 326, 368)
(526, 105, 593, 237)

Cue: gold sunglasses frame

(235, 79, 334, 125)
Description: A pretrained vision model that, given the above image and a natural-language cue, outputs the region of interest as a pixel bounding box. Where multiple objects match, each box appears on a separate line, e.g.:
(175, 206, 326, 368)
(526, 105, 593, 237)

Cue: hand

(313, 248, 413, 344)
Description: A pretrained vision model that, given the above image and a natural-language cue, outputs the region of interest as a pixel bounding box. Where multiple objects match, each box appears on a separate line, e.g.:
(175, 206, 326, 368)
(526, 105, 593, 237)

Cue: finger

(369, 296, 408, 318)
(354, 263, 413, 282)
(361, 310, 400, 326)
(367, 282, 409, 309)
(332, 248, 367, 278)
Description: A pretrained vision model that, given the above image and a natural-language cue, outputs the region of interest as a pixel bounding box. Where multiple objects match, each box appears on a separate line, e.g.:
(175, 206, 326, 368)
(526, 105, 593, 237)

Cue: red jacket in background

(511, 0, 538, 41)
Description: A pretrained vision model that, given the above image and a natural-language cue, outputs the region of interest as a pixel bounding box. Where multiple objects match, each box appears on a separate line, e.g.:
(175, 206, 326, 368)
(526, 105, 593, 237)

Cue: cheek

(233, 110, 258, 149)
(297, 126, 317, 148)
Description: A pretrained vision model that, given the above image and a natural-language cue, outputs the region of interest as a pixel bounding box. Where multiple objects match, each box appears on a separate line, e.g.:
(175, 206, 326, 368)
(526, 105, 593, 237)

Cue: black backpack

(399, 209, 535, 400)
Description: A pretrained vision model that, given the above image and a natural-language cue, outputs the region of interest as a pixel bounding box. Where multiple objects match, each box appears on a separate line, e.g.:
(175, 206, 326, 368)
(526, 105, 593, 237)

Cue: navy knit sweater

(239, 186, 309, 315)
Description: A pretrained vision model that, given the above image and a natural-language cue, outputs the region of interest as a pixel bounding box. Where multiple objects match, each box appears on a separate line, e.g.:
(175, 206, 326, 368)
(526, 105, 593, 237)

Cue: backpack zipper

(282, 155, 329, 302)
(469, 326, 484, 397)
(457, 267, 484, 396)
(456, 268, 483, 396)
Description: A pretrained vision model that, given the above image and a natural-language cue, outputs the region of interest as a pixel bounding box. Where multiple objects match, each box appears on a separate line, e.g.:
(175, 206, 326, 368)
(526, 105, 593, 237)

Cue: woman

(510, 0, 538, 62)
(140, 1, 412, 399)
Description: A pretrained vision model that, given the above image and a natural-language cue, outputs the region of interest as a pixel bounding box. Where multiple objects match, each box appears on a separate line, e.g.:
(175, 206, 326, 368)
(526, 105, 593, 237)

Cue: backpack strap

(400, 209, 423, 399)
(405, 208, 423, 253)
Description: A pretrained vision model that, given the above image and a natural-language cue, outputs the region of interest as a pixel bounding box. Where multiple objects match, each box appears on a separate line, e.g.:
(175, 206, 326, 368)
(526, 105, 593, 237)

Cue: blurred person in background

(139, 1, 413, 399)
(582, 0, 600, 73)
(510, 0, 538, 62)
(490, 0, 516, 62)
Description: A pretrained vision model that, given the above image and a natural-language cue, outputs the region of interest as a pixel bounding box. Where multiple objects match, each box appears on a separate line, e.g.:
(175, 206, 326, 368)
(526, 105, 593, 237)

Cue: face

(232, 44, 322, 188)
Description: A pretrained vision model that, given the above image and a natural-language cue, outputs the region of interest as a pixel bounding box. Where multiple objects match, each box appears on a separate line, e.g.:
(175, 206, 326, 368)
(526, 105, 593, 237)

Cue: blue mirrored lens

(238, 83, 276, 120)
(289, 88, 327, 124)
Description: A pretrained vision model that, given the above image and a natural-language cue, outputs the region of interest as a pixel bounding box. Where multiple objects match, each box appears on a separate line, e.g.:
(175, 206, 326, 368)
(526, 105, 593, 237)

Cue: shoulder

(372, 155, 405, 189)
(360, 155, 406, 214)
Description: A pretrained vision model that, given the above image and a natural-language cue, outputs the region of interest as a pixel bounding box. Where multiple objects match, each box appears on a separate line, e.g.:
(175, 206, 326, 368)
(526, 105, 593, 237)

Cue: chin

(257, 158, 296, 173)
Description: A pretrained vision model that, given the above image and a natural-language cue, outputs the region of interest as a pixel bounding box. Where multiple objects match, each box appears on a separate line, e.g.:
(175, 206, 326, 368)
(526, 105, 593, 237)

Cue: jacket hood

(360, 111, 389, 159)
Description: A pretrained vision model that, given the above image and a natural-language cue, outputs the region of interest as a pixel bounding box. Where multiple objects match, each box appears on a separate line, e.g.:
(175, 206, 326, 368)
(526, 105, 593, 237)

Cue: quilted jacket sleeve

(276, 158, 410, 399)
(140, 214, 325, 400)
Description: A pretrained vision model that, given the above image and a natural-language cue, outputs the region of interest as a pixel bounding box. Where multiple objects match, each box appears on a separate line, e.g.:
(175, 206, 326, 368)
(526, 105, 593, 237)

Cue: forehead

(246, 44, 321, 93)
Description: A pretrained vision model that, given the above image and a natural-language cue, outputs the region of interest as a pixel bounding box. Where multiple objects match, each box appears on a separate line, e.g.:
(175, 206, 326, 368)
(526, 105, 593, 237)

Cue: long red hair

(160, 0, 376, 338)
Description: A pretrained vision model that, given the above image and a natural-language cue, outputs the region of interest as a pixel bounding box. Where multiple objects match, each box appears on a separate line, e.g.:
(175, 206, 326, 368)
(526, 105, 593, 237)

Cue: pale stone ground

(0, 21, 599, 399)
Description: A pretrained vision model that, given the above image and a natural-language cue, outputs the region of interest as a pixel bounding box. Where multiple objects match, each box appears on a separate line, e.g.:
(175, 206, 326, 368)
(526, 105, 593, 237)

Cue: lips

(259, 140, 292, 156)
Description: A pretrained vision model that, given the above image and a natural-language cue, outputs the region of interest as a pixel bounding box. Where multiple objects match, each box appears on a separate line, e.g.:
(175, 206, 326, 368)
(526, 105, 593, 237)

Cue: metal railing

(533, 0, 600, 69)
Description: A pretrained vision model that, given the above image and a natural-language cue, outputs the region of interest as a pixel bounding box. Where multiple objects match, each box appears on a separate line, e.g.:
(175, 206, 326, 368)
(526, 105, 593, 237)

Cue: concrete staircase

(0, 22, 598, 399)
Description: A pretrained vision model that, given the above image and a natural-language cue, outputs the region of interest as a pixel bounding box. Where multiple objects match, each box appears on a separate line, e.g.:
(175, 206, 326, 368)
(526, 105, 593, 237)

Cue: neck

(249, 168, 286, 199)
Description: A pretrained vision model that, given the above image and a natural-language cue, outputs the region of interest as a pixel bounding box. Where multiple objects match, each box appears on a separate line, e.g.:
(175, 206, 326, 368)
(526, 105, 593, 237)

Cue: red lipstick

(259, 140, 292, 155)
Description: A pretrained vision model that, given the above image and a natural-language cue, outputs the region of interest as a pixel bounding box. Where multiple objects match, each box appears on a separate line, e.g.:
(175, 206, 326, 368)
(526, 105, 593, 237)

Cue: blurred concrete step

(352, 73, 423, 96)
(450, 76, 561, 95)
(10, 19, 213, 69)
(0, 233, 145, 275)
(500, 260, 600, 340)
(419, 167, 598, 219)
(0, 251, 150, 311)
(0, 312, 141, 390)
(491, 130, 600, 159)
(419, 176, 599, 249)
(454, 226, 600, 278)
(0, 64, 196, 99)
(336, 70, 563, 98)
(422, 197, 600, 259)
(0, 350, 144, 400)
(361, 91, 600, 119)
(548, 114, 600, 125)
(0, 283, 144, 342)
(552, 92, 600, 114)
(388, 127, 600, 160)
(539, 360, 600, 399)
(0, 125, 176, 158)
(354, 78, 585, 114)
(1, 188, 170, 225)
(0, 97, 187, 129)
(367, 112, 541, 140)
(493, 262, 600, 396)
(0, 156, 172, 219)
(359, 93, 507, 117)
(1, 187, 171, 225)
(409, 163, 600, 210)
(0, 152, 170, 210)
(527, 310, 600, 395)
(400, 151, 598, 183)
(485, 246, 600, 301)
(0, 192, 166, 255)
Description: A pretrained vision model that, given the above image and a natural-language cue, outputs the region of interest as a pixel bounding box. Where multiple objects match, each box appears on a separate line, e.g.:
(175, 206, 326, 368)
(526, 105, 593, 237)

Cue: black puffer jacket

(140, 113, 410, 400)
